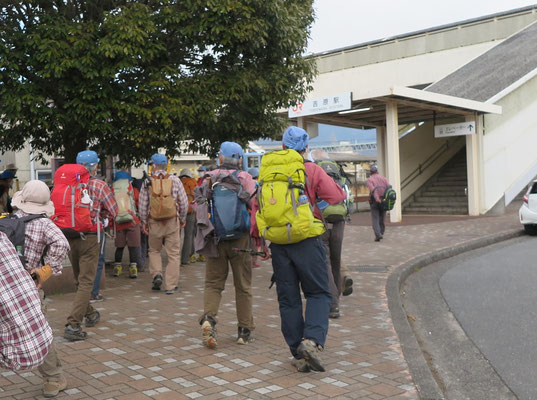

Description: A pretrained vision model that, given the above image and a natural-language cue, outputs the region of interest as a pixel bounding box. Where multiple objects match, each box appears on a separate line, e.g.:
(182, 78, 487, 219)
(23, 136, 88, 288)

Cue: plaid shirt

(0, 232, 53, 371)
(88, 177, 118, 226)
(367, 173, 390, 203)
(139, 174, 188, 225)
(14, 210, 70, 274)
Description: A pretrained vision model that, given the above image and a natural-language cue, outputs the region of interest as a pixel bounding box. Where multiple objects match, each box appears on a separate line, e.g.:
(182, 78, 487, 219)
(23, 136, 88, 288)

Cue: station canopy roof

(286, 86, 501, 129)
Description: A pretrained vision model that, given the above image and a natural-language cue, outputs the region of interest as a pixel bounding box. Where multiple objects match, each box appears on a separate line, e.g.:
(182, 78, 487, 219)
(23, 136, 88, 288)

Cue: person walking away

(179, 169, 197, 265)
(247, 168, 261, 268)
(90, 170, 110, 303)
(139, 154, 188, 294)
(51, 150, 118, 341)
(111, 171, 142, 278)
(313, 153, 353, 319)
(254, 126, 346, 372)
(0, 169, 16, 213)
(9, 180, 70, 397)
(366, 165, 390, 241)
(0, 231, 54, 373)
(195, 142, 257, 348)
(132, 172, 149, 269)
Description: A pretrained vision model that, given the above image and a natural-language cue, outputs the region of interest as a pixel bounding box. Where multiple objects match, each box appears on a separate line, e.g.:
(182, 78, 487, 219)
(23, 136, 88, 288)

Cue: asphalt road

(440, 236, 537, 400)
(401, 236, 537, 399)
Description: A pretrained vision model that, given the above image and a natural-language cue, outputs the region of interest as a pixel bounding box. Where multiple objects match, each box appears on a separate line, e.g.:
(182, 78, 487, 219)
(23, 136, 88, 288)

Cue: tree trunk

(62, 128, 87, 163)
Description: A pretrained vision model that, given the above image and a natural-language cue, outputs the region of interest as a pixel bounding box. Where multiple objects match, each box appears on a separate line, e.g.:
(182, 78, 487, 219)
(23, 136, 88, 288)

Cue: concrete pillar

(386, 102, 402, 222)
(466, 114, 481, 216)
(376, 126, 386, 176)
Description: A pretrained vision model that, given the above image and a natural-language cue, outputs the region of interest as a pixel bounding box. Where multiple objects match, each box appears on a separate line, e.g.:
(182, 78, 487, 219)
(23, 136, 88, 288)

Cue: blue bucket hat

(247, 168, 259, 179)
(151, 153, 168, 165)
(114, 171, 132, 181)
(76, 150, 100, 166)
(0, 170, 16, 180)
(282, 126, 309, 152)
(219, 142, 243, 159)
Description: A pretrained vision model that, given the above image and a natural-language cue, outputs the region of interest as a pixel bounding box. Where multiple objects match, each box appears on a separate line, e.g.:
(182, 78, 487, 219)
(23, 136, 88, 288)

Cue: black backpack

(0, 214, 45, 267)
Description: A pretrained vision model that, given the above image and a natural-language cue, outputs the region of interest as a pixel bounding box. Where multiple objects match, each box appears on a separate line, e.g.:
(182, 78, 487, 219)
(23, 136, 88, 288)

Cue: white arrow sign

(434, 121, 476, 138)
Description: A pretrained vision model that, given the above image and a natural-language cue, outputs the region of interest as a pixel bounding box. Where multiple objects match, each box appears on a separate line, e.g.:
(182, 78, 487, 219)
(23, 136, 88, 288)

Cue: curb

(386, 228, 524, 400)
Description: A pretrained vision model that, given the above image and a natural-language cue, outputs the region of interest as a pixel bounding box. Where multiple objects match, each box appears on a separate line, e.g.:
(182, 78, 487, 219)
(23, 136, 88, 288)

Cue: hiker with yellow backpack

(138, 154, 188, 294)
(254, 126, 346, 373)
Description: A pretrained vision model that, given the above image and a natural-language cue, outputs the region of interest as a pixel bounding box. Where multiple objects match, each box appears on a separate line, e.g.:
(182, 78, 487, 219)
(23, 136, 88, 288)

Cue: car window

(531, 182, 537, 194)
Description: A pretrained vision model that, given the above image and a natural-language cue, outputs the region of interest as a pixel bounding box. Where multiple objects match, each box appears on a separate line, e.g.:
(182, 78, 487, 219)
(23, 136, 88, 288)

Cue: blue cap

(247, 168, 259, 179)
(219, 142, 243, 159)
(283, 126, 309, 152)
(151, 153, 168, 165)
(197, 165, 207, 172)
(76, 150, 100, 166)
(114, 171, 132, 181)
(0, 170, 16, 180)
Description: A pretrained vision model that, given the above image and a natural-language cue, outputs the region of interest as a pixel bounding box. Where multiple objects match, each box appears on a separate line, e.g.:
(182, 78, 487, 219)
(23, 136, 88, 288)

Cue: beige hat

(11, 180, 55, 217)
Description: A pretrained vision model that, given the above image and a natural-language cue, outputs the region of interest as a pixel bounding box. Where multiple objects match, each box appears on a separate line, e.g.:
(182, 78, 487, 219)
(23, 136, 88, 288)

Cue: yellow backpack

(149, 175, 176, 220)
(256, 149, 325, 244)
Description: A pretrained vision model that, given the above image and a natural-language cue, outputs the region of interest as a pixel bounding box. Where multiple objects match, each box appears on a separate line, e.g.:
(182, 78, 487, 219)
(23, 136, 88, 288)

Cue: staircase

(403, 150, 468, 214)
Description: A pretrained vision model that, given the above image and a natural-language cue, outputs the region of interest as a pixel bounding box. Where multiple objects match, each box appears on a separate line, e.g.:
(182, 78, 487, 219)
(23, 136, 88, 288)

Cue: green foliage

(0, 1, 316, 164)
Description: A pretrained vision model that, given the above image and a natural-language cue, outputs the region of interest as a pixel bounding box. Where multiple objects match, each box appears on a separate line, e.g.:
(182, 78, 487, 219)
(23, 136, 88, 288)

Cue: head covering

(76, 150, 100, 166)
(0, 170, 16, 180)
(283, 126, 309, 152)
(11, 180, 54, 216)
(247, 168, 259, 179)
(219, 142, 243, 159)
(179, 168, 193, 178)
(197, 165, 207, 172)
(114, 171, 132, 182)
(151, 153, 168, 165)
(370, 165, 378, 173)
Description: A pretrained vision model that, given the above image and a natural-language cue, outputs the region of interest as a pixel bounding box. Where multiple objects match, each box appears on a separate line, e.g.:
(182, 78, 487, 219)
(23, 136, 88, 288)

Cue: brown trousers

(67, 234, 99, 326)
(202, 236, 254, 330)
(148, 217, 182, 291)
(38, 290, 62, 381)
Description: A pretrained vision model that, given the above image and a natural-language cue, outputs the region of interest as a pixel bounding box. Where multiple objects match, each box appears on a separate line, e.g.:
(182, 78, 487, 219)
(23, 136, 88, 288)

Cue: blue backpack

(209, 170, 251, 241)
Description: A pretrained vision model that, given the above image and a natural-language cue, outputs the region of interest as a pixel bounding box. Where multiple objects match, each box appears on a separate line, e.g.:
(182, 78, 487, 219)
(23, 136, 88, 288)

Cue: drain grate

(348, 265, 388, 273)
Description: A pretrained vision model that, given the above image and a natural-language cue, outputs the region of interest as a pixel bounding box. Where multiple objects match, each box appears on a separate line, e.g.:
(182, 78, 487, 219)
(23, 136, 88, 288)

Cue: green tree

(0, 1, 315, 164)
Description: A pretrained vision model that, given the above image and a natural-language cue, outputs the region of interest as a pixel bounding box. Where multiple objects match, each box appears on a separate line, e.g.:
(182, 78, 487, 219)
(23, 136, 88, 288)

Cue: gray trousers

(181, 212, 196, 264)
(322, 220, 345, 308)
(370, 202, 386, 238)
(38, 290, 63, 382)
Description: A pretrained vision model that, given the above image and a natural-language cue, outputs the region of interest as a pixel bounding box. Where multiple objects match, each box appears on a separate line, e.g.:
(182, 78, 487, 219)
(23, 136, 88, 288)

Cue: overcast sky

(308, 1, 537, 54)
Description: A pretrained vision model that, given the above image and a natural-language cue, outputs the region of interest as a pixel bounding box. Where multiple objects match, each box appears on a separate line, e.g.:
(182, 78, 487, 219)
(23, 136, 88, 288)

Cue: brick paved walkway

(0, 208, 521, 399)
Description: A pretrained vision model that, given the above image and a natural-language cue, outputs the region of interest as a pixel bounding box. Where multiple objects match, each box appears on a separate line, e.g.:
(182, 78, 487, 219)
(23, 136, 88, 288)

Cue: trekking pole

(232, 248, 268, 258)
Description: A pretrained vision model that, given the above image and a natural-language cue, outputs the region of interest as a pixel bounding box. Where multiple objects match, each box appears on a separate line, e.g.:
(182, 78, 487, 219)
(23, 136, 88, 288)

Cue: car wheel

(523, 224, 537, 235)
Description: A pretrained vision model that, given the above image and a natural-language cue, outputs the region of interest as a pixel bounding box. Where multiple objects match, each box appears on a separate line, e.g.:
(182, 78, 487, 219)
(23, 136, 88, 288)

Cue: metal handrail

(401, 138, 459, 190)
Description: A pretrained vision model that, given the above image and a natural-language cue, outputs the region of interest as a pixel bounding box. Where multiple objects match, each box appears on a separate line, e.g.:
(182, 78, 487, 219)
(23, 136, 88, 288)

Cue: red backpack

(50, 164, 97, 236)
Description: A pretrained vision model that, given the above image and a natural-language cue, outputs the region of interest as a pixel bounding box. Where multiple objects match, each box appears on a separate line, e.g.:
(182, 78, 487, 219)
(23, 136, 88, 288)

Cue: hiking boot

(84, 311, 100, 327)
(43, 375, 67, 398)
(329, 306, 340, 319)
(112, 263, 122, 277)
(129, 263, 138, 279)
(152, 274, 163, 291)
(165, 286, 179, 295)
(342, 276, 353, 296)
(297, 339, 325, 372)
(291, 358, 310, 373)
(374, 236, 382, 242)
(189, 254, 197, 263)
(198, 255, 206, 262)
(200, 316, 217, 349)
(64, 324, 87, 341)
(237, 327, 254, 345)
(89, 294, 104, 303)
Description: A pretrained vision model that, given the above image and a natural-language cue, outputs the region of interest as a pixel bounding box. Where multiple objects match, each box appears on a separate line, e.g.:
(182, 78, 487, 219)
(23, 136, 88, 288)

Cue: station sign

(288, 92, 352, 118)
(434, 121, 476, 138)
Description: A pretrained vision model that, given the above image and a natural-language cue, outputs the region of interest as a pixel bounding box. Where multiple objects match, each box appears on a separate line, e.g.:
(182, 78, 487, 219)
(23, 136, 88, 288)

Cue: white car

(519, 180, 537, 234)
